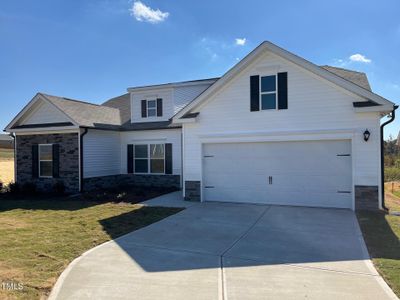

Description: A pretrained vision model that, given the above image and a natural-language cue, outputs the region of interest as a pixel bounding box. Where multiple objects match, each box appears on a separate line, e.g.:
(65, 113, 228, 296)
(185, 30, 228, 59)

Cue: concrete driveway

(50, 193, 397, 300)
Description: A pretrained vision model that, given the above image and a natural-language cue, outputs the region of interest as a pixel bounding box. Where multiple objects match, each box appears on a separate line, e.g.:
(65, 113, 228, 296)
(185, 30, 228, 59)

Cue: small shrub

(21, 182, 37, 195)
(53, 181, 65, 195)
(0, 180, 3, 192)
(7, 182, 20, 194)
(385, 167, 400, 182)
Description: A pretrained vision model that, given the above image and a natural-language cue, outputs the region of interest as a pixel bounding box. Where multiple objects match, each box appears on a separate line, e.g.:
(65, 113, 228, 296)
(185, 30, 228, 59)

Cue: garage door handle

(268, 176, 272, 184)
(204, 186, 215, 188)
(337, 191, 351, 194)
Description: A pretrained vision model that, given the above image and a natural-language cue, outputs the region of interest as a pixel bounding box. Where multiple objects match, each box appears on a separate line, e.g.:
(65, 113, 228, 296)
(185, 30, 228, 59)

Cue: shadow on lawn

(99, 206, 184, 240)
(0, 186, 179, 212)
(357, 210, 400, 260)
(0, 197, 101, 212)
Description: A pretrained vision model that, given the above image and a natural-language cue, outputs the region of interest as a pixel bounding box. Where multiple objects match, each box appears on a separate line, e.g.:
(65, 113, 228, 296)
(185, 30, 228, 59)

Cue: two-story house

(4, 41, 397, 211)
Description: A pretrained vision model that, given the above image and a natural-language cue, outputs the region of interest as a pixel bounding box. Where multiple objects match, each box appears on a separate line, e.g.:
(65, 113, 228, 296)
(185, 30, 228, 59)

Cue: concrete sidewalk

(49, 193, 397, 300)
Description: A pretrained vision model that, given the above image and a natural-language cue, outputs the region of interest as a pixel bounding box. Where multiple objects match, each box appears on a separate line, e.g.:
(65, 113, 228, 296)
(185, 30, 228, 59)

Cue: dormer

(128, 78, 217, 123)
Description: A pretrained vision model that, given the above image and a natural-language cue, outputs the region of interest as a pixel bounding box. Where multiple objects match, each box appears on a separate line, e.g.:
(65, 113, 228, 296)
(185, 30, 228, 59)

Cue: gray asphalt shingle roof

(40, 93, 121, 129)
(32, 65, 373, 130)
(320, 66, 371, 91)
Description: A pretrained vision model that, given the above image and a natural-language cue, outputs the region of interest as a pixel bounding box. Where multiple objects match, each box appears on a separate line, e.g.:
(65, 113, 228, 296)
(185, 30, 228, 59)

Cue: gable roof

(40, 93, 121, 129)
(5, 93, 122, 131)
(173, 41, 395, 120)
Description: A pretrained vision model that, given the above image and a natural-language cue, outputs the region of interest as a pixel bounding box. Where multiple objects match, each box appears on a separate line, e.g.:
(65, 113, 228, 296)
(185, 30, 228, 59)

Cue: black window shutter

(157, 98, 163, 117)
(32, 145, 39, 178)
(52, 144, 60, 178)
(250, 75, 260, 111)
(127, 144, 134, 174)
(141, 100, 147, 118)
(165, 143, 172, 174)
(278, 72, 288, 110)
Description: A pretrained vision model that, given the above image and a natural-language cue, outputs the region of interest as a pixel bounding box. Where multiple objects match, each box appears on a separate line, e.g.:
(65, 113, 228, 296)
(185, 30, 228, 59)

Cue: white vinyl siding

(183, 51, 381, 200)
(20, 100, 70, 125)
(131, 89, 172, 123)
(121, 129, 181, 176)
(83, 130, 121, 178)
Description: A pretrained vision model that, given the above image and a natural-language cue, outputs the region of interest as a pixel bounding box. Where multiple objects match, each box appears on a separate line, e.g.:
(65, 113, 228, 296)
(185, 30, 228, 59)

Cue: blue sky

(1, 0, 399, 138)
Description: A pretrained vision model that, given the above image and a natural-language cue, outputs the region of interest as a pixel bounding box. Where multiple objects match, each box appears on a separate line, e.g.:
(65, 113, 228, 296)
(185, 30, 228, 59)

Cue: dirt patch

(0, 217, 29, 229)
(0, 160, 14, 185)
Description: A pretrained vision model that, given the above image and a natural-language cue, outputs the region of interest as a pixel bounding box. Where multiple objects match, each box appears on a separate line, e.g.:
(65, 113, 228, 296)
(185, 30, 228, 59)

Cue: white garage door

(202, 140, 352, 209)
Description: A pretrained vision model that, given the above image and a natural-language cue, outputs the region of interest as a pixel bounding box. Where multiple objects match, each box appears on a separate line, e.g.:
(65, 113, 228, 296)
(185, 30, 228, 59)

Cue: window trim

(38, 144, 53, 178)
(146, 99, 157, 118)
(259, 74, 278, 110)
(133, 143, 166, 175)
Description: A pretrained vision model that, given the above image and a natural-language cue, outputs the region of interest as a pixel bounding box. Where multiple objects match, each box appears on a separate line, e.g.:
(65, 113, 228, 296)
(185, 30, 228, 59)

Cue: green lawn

(0, 199, 182, 299)
(357, 191, 400, 297)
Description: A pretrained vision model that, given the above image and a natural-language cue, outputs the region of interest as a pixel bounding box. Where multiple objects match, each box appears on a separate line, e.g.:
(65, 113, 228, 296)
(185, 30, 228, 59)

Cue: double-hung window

(134, 144, 165, 174)
(260, 75, 277, 110)
(147, 100, 157, 117)
(39, 144, 53, 177)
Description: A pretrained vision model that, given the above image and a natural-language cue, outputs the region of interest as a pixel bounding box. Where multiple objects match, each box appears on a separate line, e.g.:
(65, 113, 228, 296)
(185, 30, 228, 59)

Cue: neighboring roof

(0, 134, 12, 141)
(320, 66, 371, 91)
(40, 93, 121, 129)
(174, 41, 395, 120)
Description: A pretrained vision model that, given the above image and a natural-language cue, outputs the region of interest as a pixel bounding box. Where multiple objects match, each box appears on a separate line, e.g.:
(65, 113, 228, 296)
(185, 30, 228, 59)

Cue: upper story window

(39, 144, 53, 177)
(250, 72, 287, 112)
(147, 99, 157, 117)
(141, 98, 163, 118)
(260, 75, 277, 110)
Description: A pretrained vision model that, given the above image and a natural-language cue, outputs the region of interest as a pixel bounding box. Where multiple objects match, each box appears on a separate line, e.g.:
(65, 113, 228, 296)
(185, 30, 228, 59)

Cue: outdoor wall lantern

(363, 129, 371, 142)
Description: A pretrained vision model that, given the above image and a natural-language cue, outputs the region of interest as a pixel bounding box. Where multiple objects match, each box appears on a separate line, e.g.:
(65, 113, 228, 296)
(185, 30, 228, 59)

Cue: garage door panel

(202, 140, 352, 209)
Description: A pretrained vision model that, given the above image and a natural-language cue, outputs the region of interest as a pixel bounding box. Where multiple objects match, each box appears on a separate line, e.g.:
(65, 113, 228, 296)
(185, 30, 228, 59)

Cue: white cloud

(235, 38, 246, 46)
(129, 1, 169, 24)
(349, 53, 371, 63)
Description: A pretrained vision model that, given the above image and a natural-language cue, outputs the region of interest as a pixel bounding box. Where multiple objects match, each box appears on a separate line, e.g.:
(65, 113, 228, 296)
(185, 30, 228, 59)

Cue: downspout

(8, 133, 16, 183)
(380, 105, 398, 210)
(80, 128, 88, 192)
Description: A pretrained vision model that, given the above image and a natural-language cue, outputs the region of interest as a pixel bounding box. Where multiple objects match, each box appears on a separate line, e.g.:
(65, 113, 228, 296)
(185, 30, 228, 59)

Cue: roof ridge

(39, 92, 111, 109)
(128, 77, 220, 90)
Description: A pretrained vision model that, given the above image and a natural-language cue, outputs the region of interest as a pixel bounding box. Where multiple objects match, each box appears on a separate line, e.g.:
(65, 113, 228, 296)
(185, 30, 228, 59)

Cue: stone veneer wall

(83, 174, 180, 191)
(184, 181, 201, 202)
(355, 185, 379, 210)
(16, 133, 79, 193)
